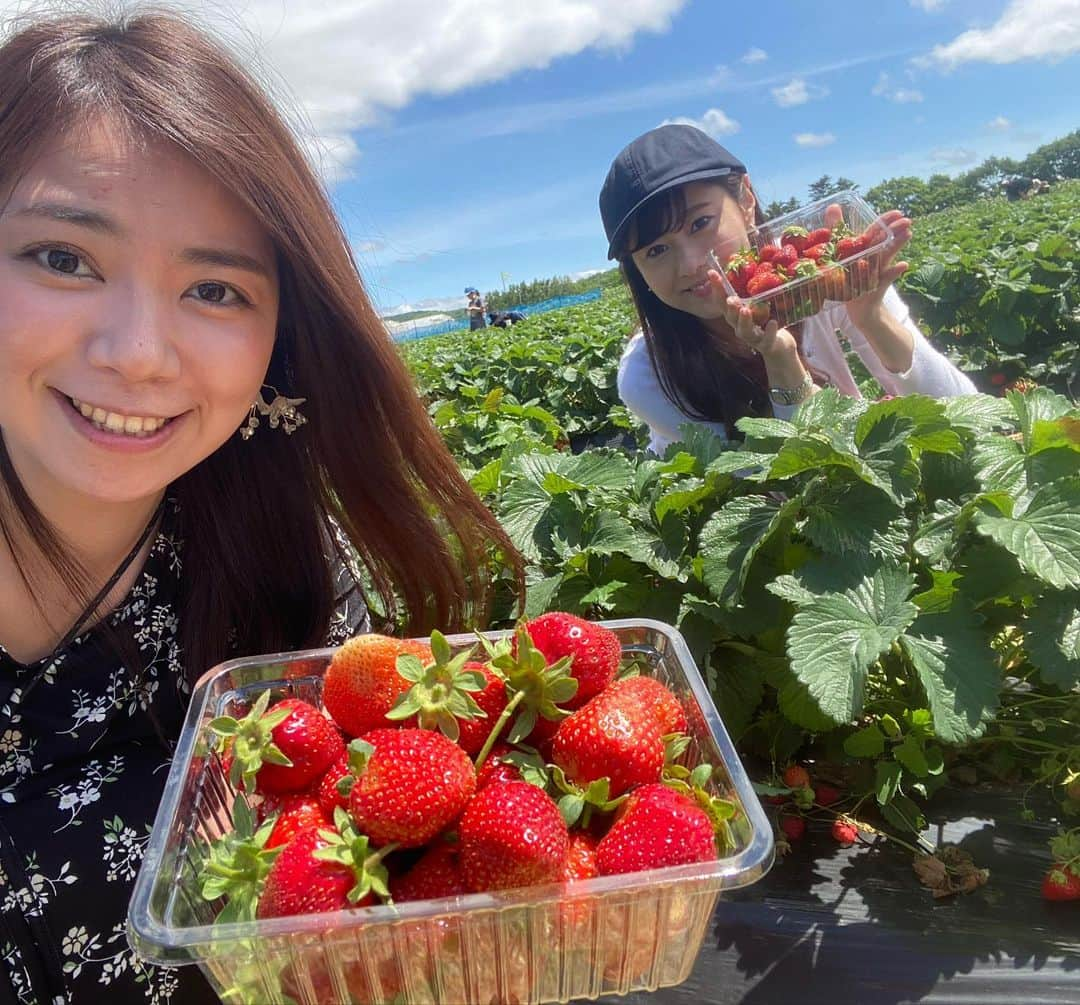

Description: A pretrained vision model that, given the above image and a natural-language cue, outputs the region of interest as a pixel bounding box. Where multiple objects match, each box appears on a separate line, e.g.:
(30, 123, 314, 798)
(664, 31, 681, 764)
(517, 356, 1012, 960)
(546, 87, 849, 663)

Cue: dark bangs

(619, 185, 689, 256)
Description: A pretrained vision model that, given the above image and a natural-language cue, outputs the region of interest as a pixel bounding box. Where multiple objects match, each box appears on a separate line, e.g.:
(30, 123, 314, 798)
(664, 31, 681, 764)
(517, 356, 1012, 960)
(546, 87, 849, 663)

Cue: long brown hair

(614, 176, 810, 437)
(0, 12, 522, 680)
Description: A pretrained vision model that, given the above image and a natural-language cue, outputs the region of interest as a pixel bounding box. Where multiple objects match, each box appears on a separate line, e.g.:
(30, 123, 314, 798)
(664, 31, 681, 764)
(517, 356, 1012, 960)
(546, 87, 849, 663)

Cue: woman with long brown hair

(600, 124, 975, 454)
(0, 11, 519, 1002)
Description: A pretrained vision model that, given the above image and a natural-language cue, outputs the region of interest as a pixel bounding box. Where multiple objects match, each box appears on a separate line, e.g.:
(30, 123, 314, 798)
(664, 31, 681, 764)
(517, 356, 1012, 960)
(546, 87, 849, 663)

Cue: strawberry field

(403, 184, 1080, 896)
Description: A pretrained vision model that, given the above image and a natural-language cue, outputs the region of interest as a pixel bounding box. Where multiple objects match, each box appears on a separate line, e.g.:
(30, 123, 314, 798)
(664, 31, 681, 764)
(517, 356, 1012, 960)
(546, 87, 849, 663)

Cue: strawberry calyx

(200, 795, 282, 923)
(550, 765, 626, 828)
(472, 621, 576, 770)
(385, 630, 487, 743)
(209, 690, 294, 793)
(662, 762, 738, 854)
(311, 807, 395, 905)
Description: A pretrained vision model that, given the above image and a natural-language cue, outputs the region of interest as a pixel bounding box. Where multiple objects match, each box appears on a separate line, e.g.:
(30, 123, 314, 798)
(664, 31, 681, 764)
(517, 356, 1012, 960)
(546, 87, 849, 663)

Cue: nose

(84, 281, 181, 382)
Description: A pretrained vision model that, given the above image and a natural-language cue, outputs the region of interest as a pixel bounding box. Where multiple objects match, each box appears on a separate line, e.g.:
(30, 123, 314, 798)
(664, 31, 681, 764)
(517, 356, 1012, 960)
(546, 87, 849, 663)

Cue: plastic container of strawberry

(128, 619, 774, 1005)
(712, 189, 895, 328)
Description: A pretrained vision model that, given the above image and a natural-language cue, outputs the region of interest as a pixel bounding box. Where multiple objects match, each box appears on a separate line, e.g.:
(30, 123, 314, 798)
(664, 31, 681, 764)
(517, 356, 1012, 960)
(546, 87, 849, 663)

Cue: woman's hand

(823, 204, 911, 329)
(706, 268, 798, 359)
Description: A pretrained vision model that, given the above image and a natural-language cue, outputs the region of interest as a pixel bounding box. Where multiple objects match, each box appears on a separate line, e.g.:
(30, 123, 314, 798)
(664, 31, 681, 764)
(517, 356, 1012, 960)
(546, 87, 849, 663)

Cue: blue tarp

(389, 288, 603, 344)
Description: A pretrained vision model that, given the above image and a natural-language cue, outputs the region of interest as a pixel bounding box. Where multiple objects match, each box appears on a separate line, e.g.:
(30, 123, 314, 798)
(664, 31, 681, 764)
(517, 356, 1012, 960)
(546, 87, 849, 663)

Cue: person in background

(0, 12, 520, 1003)
(465, 286, 487, 330)
(599, 124, 976, 454)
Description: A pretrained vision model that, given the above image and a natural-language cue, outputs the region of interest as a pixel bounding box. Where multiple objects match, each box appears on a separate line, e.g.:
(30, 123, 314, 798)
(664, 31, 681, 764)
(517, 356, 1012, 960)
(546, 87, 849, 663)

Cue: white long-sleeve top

(617, 286, 976, 454)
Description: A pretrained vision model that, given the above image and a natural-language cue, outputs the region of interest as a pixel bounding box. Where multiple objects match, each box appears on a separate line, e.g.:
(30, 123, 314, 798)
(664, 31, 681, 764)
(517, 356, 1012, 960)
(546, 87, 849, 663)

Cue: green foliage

(476, 388, 1080, 834)
(900, 180, 1080, 392)
(403, 290, 643, 469)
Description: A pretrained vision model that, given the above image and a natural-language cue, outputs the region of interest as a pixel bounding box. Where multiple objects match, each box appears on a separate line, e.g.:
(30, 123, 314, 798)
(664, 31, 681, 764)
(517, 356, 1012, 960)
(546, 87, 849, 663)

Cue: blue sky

(105, 1, 1080, 312)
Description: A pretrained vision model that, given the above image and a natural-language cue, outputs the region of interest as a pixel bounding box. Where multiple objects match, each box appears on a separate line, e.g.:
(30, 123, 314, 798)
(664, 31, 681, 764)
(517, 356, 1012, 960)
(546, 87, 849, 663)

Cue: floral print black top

(0, 499, 369, 1004)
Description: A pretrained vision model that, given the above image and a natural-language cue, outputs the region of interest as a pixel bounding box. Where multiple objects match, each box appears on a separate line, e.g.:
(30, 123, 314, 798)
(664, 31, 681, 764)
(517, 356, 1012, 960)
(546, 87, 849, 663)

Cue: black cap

(599, 124, 746, 259)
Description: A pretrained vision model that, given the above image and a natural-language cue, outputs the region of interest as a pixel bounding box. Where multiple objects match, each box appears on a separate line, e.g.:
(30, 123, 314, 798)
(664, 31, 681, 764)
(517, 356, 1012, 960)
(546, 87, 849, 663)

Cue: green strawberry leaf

(973, 478, 1080, 589)
(844, 725, 886, 758)
(785, 565, 918, 724)
(899, 604, 1001, 744)
(1025, 592, 1080, 690)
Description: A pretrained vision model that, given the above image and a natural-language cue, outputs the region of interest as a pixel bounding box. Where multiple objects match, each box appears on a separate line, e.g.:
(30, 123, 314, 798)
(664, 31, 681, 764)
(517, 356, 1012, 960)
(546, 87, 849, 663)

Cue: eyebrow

(12, 202, 272, 280)
(14, 202, 123, 235)
(179, 247, 273, 280)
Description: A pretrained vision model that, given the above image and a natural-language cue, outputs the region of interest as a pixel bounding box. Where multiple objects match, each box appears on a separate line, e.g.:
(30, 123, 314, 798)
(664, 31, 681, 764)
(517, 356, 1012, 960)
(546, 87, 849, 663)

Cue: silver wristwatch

(768, 371, 814, 407)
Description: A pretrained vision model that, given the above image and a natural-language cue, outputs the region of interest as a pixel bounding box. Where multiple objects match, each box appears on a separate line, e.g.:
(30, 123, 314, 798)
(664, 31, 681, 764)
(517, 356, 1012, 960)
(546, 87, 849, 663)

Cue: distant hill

(383, 308, 468, 323)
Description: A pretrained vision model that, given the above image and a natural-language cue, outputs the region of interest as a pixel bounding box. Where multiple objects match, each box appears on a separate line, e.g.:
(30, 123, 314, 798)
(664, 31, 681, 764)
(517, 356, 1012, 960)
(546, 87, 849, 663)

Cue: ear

(738, 173, 757, 224)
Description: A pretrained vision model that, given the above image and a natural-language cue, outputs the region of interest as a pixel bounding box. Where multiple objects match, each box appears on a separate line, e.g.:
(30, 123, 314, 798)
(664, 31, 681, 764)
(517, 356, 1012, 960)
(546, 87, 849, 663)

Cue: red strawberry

(263, 794, 331, 850)
(801, 243, 831, 262)
(596, 783, 716, 875)
(774, 244, 799, 271)
(780, 226, 809, 254)
(256, 699, 345, 795)
(758, 244, 780, 264)
(780, 814, 806, 842)
(564, 831, 599, 883)
(807, 227, 832, 246)
(724, 250, 759, 296)
(746, 270, 785, 296)
(560, 831, 600, 929)
(523, 613, 621, 710)
(256, 818, 389, 919)
(211, 693, 345, 795)
(449, 663, 507, 756)
(347, 729, 476, 848)
(832, 819, 859, 846)
(990, 372, 1008, 386)
(552, 689, 665, 798)
(835, 234, 869, 261)
(389, 840, 467, 902)
(782, 765, 811, 789)
(476, 742, 523, 789)
(323, 634, 433, 738)
(316, 753, 351, 817)
(459, 780, 569, 892)
(605, 676, 688, 735)
(1041, 864, 1080, 901)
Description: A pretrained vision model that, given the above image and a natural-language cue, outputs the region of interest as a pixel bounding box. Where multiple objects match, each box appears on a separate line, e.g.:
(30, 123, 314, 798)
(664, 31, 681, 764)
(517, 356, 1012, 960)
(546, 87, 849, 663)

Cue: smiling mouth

(68, 396, 175, 437)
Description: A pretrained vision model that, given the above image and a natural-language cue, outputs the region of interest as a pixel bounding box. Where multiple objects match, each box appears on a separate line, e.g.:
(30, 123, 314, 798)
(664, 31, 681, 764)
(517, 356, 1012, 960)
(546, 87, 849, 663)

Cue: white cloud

(871, 72, 924, 103)
(923, 0, 1080, 68)
(741, 46, 767, 63)
(771, 77, 829, 107)
(794, 132, 836, 148)
(175, 0, 691, 182)
(662, 107, 740, 136)
(988, 115, 1012, 130)
(931, 146, 978, 166)
(910, 0, 948, 10)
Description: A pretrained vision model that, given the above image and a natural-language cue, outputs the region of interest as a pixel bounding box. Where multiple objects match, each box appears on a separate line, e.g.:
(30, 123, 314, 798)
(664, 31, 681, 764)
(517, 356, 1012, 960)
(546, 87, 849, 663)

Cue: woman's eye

(690, 215, 714, 233)
(190, 281, 247, 306)
(35, 247, 94, 277)
(645, 244, 667, 259)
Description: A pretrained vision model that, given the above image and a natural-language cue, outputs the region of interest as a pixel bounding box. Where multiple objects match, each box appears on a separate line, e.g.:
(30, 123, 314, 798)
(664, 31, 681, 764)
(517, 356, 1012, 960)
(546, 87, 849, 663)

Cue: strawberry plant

(485, 387, 1080, 843)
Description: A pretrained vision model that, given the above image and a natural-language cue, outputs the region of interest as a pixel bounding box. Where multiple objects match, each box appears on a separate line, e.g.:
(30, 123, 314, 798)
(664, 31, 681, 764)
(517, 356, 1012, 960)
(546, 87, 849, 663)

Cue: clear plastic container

(127, 619, 774, 1004)
(712, 189, 895, 327)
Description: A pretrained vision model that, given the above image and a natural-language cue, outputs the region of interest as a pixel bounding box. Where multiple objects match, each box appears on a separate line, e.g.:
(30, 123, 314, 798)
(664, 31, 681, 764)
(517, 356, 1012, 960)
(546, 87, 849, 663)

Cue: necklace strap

(19, 497, 167, 698)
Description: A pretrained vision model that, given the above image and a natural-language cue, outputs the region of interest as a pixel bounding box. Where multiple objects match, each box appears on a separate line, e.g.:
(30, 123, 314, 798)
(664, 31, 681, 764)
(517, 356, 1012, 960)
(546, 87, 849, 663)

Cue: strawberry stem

(473, 689, 526, 772)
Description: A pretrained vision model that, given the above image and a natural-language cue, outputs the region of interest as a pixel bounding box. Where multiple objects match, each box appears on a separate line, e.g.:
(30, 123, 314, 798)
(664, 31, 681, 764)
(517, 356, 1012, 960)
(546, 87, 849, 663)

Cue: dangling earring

(240, 385, 307, 440)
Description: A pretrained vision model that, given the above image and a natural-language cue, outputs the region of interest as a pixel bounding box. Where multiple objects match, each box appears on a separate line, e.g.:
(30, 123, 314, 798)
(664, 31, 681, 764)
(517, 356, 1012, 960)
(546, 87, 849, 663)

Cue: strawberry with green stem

(386, 629, 498, 751)
(257, 806, 394, 918)
(522, 612, 621, 710)
(1042, 829, 1080, 902)
(199, 796, 281, 923)
(210, 691, 344, 795)
(471, 621, 577, 772)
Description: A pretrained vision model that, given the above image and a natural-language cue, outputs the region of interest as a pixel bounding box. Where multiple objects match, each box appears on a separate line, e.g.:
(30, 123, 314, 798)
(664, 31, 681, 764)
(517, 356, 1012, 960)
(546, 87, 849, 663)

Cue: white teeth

(68, 396, 169, 437)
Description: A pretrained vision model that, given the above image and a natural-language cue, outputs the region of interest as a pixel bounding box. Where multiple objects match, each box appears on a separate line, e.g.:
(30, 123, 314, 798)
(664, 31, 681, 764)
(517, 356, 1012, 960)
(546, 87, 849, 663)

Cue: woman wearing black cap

(599, 124, 975, 454)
